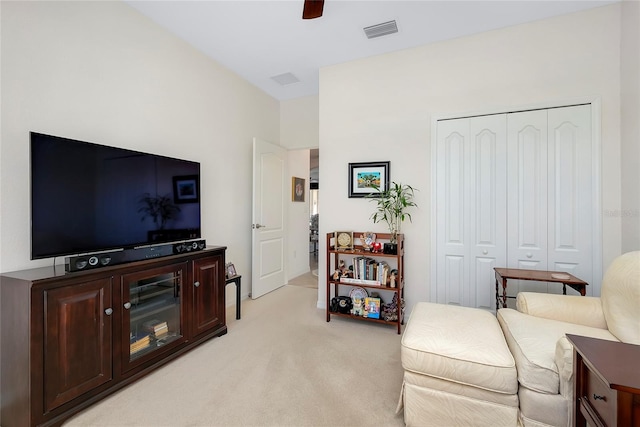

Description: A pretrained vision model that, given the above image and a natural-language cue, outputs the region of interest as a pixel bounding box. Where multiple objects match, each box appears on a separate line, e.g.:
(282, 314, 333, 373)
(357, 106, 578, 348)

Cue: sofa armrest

(516, 292, 607, 329)
(555, 336, 574, 400)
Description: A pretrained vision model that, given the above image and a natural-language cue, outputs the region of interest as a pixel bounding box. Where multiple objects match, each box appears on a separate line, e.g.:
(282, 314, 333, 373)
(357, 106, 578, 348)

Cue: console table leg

(502, 278, 508, 308)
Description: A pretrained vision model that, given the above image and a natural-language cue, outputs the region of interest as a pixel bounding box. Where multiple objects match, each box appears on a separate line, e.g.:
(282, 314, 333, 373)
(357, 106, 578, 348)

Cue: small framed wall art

(348, 161, 390, 198)
(292, 177, 305, 202)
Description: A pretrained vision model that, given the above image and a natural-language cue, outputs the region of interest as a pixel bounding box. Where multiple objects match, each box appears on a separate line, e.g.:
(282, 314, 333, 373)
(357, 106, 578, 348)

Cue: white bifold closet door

(435, 114, 507, 310)
(435, 104, 593, 310)
(506, 105, 593, 298)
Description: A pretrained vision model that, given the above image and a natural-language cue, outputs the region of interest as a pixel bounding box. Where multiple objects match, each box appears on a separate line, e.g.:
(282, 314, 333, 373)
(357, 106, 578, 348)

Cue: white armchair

(497, 251, 640, 427)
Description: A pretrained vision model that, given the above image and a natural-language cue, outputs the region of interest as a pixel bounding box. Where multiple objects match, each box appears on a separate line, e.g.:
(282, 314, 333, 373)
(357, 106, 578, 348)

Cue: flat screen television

(30, 132, 201, 259)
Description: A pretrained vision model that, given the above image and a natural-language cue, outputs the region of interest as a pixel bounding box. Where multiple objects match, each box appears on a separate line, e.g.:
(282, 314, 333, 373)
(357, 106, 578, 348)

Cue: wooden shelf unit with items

(325, 231, 404, 334)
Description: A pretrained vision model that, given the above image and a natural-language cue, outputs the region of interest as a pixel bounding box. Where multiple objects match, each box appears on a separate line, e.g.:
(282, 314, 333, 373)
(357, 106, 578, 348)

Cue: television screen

(30, 132, 201, 259)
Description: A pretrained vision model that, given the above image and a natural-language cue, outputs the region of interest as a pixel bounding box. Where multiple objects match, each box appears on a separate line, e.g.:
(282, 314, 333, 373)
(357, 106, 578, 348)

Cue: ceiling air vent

(363, 20, 398, 39)
(271, 72, 300, 86)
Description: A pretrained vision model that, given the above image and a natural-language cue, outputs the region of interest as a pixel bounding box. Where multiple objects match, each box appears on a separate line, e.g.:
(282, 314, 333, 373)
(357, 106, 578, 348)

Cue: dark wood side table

(567, 334, 640, 427)
(493, 268, 588, 309)
(225, 275, 241, 319)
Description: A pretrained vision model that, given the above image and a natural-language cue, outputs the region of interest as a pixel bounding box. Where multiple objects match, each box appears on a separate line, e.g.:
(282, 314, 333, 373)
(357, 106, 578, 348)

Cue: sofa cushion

(401, 302, 517, 395)
(497, 308, 619, 394)
(601, 251, 640, 344)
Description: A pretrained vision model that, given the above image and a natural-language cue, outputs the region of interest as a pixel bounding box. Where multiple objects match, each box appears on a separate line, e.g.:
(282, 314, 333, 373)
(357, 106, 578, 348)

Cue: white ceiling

(126, 0, 616, 101)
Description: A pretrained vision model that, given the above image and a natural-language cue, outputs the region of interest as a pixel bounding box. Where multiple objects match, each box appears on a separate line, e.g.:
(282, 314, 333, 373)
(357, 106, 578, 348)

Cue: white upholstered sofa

(398, 251, 640, 426)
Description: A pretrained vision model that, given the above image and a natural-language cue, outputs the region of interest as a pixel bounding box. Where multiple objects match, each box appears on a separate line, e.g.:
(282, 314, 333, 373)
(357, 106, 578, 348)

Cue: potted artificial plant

(367, 182, 418, 254)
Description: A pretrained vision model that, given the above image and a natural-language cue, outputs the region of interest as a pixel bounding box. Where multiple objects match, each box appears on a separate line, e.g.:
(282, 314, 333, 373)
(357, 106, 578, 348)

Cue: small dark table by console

(494, 268, 588, 309)
(567, 334, 640, 426)
(225, 275, 241, 320)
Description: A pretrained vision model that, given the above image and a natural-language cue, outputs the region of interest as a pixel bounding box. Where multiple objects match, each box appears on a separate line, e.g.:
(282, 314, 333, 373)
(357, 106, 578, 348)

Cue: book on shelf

(143, 319, 170, 338)
(340, 277, 381, 286)
(130, 334, 151, 354)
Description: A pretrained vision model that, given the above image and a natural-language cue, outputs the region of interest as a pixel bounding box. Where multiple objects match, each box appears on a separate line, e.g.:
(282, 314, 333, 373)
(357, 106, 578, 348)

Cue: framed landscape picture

(348, 161, 390, 198)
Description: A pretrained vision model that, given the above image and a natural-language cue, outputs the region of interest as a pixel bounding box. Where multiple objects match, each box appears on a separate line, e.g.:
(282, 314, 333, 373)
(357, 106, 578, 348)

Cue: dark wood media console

(1, 246, 227, 427)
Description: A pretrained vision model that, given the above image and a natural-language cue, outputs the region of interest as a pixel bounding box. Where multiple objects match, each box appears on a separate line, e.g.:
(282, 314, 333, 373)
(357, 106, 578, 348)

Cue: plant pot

(383, 243, 397, 255)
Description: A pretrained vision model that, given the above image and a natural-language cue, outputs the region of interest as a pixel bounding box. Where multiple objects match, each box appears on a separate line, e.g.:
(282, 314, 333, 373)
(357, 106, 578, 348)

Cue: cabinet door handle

(526, 253, 533, 258)
(123, 302, 131, 310)
(482, 249, 488, 255)
(194, 281, 200, 288)
(593, 394, 606, 401)
(104, 308, 113, 316)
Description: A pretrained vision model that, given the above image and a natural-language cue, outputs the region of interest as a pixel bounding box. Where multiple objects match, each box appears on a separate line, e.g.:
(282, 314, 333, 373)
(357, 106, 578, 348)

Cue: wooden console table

(567, 334, 640, 426)
(494, 268, 588, 309)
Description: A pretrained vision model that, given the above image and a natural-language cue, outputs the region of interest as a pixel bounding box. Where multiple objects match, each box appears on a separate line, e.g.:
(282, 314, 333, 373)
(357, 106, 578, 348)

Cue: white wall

(621, 0, 640, 252)
(280, 95, 319, 149)
(318, 4, 625, 313)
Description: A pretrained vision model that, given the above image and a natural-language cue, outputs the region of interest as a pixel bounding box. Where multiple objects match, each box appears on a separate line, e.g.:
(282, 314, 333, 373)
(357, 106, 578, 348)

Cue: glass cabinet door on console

(120, 262, 187, 372)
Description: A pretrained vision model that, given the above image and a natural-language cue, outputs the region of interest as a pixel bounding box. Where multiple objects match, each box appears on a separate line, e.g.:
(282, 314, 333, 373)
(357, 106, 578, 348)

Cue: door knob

(482, 249, 488, 255)
(123, 302, 131, 310)
(104, 308, 113, 316)
(194, 281, 200, 288)
(526, 253, 533, 258)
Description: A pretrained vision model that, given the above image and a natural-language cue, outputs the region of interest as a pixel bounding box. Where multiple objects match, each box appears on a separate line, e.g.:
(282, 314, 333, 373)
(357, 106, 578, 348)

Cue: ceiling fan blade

(302, 0, 324, 19)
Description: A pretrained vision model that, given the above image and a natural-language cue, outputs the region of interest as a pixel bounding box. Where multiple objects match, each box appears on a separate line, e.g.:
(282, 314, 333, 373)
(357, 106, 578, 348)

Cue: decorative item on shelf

(226, 262, 237, 278)
(334, 231, 354, 251)
(352, 298, 364, 316)
(366, 181, 418, 254)
(389, 269, 398, 288)
(372, 241, 383, 253)
(365, 297, 381, 319)
(381, 293, 404, 322)
(360, 232, 376, 251)
(330, 296, 353, 314)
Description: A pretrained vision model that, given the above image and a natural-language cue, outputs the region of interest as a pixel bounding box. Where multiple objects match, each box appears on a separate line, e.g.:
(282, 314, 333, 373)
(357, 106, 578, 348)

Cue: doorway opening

(309, 149, 319, 273)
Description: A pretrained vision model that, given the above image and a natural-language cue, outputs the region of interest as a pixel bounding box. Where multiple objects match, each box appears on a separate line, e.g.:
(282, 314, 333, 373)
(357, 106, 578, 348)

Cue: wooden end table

(494, 267, 588, 309)
(567, 334, 640, 426)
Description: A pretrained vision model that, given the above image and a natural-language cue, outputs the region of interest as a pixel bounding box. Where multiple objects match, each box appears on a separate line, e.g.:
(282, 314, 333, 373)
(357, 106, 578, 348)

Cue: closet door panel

(548, 104, 593, 294)
(507, 110, 548, 297)
(436, 118, 470, 305)
(470, 115, 506, 310)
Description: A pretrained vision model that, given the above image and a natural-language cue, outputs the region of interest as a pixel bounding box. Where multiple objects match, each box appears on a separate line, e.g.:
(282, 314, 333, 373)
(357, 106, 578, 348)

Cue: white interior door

(252, 137, 286, 299)
(507, 110, 549, 296)
(435, 115, 507, 309)
(546, 105, 593, 293)
(435, 118, 470, 306)
(469, 115, 507, 310)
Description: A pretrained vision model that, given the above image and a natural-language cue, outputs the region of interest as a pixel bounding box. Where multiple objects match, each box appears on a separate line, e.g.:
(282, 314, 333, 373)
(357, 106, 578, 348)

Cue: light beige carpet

(287, 271, 318, 289)
(65, 285, 405, 427)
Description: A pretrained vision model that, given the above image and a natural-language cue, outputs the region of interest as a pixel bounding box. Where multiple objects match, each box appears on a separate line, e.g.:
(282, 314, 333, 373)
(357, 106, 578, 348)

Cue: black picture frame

(173, 175, 200, 204)
(348, 161, 390, 198)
